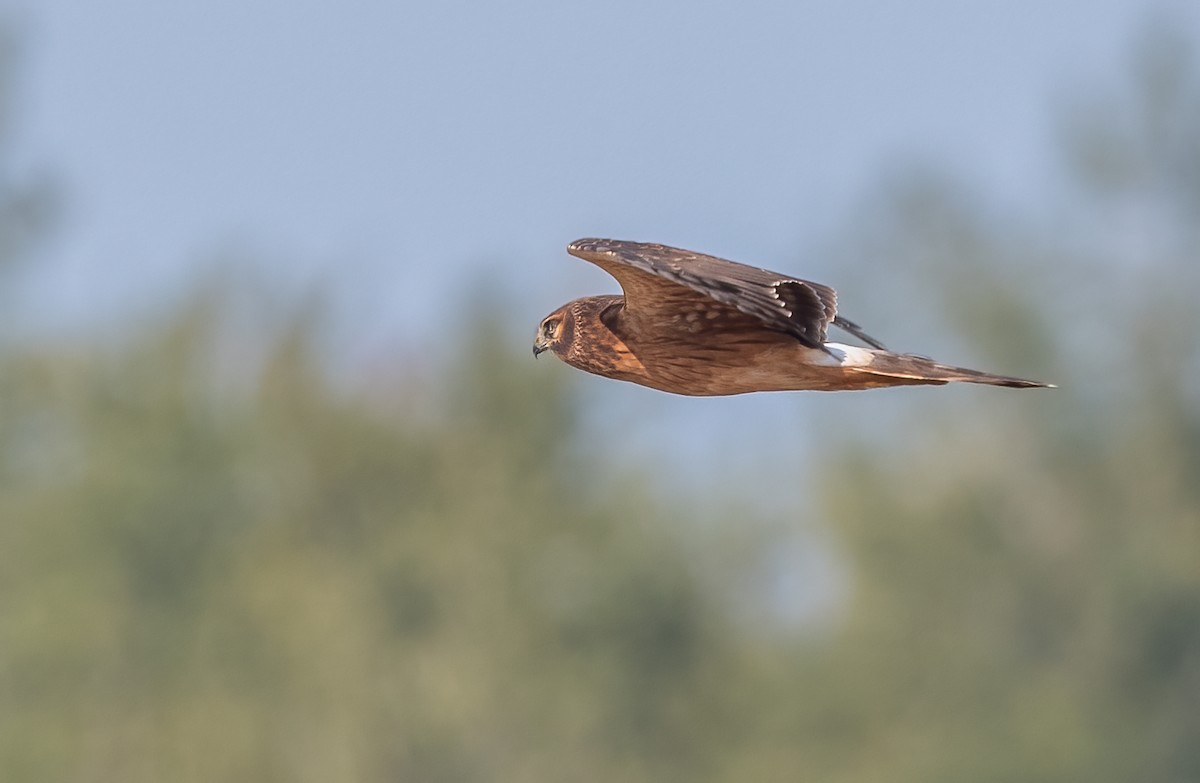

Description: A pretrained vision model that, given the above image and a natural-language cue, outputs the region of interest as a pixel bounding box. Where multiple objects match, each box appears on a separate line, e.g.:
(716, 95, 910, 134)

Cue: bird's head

(533, 304, 573, 359)
(534, 295, 624, 368)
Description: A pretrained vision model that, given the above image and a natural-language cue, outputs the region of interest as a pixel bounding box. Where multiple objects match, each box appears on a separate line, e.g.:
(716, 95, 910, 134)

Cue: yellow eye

(542, 319, 558, 338)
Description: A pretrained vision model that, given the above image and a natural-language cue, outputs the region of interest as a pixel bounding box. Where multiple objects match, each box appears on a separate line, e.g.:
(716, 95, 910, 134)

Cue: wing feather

(568, 238, 860, 350)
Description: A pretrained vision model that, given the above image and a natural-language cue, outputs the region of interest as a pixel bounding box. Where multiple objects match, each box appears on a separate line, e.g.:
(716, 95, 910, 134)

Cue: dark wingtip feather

(831, 315, 889, 350)
(989, 377, 1056, 389)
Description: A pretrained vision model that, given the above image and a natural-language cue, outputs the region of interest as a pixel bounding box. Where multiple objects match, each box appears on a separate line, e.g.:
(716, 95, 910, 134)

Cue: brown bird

(533, 238, 1052, 396)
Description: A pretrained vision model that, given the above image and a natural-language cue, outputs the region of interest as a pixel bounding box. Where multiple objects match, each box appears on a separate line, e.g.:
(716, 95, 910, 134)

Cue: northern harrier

(533, 239, 1052, 395)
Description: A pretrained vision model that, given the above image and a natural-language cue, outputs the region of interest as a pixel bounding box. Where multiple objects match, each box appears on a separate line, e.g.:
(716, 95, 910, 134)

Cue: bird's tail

(853, 351, 1054, 389)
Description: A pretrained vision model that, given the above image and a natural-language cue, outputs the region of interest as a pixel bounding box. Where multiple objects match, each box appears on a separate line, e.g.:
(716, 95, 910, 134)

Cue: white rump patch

(816, 342, 876, 368)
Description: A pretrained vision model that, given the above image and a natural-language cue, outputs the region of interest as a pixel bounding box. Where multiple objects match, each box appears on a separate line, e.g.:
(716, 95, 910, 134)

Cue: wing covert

(567, 238, 840, 349)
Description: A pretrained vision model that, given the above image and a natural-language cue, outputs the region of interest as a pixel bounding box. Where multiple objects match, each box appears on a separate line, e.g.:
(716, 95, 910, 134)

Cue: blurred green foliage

(1, 29, 1198, 783)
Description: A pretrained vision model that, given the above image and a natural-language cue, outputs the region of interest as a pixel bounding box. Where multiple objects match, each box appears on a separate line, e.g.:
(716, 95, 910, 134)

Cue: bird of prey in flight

(533, 238, 1052, 396)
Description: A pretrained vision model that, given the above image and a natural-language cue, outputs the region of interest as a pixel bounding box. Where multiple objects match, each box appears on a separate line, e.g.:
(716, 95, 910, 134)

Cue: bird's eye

(543, 319, 558, 337)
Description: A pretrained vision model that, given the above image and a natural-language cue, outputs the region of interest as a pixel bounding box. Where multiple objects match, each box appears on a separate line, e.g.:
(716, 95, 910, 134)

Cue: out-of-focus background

(2, 1, 1199, 780)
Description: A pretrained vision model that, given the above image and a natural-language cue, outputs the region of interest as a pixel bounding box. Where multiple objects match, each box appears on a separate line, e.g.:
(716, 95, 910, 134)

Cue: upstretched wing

(567, 238, 884, 350)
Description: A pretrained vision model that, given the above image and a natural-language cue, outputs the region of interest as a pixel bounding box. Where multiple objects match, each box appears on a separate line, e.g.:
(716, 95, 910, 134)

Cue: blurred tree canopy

(1, 27, 1198, 783)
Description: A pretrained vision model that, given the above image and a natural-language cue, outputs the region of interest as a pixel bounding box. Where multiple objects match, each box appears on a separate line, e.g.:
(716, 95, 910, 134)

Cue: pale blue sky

(14, 1, 1196, 330)
(6, 0, 1198, 498)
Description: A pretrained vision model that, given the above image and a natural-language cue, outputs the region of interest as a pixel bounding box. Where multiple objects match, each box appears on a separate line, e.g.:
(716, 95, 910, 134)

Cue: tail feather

(855, 351, 1054, 389)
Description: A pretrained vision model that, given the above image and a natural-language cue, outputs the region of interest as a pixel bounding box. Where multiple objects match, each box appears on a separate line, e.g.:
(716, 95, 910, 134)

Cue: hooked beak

(533, 343, 547, 358)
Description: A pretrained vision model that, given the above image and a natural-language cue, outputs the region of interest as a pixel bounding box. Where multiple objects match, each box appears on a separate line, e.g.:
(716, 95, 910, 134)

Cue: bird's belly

(624, 338, 846, 396)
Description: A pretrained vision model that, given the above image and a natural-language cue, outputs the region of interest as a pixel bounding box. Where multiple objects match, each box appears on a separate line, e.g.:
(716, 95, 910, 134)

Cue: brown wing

(568, 238, 877, 351)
